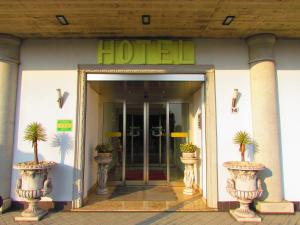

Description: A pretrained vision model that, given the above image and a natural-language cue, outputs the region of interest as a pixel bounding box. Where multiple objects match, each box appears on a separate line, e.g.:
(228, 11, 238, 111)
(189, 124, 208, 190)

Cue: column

(0, 35, 21, 213)
(246, 34, 293, 213)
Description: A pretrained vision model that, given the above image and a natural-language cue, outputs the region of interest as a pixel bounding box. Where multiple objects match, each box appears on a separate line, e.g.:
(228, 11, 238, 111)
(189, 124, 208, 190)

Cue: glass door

(125, 103, 144, 183)
(124, 102, 188, 185)
(147, 103, 168, 183)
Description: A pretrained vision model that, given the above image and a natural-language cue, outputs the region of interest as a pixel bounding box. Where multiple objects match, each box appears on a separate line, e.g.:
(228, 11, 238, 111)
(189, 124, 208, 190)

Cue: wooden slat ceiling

(1, 0, 300, 38)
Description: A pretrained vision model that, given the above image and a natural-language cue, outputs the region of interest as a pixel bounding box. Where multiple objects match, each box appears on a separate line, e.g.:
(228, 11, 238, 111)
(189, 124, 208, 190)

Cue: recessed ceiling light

(222, 16, 235, 26)
(142, 15, 150, 25)
(56, 15, 69, 25)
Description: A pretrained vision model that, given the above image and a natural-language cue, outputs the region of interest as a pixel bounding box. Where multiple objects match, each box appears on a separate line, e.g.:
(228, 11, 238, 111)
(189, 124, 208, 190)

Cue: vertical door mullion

(146, 103, 149, 184)
(166, 102, 170, 183)
(122, 101, 126, 184)
(143, 102, 147, 184)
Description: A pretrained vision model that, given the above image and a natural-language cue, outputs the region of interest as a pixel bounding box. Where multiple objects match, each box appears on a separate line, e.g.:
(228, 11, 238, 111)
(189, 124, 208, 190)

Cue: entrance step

(72, 186, 215, 212)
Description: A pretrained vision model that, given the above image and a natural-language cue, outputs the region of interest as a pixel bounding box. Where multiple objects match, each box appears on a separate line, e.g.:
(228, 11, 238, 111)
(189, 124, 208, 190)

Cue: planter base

(230, 209, 261, 222)
(255, 201, 294, 214)
(183, 188, 194, 195)
(97, 188, 108, 195)
(15, 210, 47, 222)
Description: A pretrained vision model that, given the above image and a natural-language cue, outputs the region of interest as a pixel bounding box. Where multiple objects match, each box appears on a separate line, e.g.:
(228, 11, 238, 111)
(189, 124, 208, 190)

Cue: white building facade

(0, 34, 300, 212)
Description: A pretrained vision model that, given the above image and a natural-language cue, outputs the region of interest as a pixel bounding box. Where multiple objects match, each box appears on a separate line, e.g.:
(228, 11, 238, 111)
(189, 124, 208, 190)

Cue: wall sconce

(56, 89, 63, 108)
(232, 89, 239, 113)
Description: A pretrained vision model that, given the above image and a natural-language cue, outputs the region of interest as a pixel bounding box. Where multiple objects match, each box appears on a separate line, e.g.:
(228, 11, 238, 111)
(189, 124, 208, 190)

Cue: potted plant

(14, 122, 56, 221)
(180, 143, 199, 195)
(223, 130, 265, 222)
(180, 142, 198, 158)
(233, 131, 252, 162)
(95, 142, 113, 157)
(94, 142, 113, 195)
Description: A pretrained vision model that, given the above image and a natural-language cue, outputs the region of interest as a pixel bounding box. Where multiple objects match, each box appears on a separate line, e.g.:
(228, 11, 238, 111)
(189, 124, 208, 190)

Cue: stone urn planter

(223, 161, 265, 222)
(94, 153, 112, 195)
(14, 122, 57, 221)
(180, 156, 198, 195)
(180, 143, 199, 195)
(14, 161, 57, 221)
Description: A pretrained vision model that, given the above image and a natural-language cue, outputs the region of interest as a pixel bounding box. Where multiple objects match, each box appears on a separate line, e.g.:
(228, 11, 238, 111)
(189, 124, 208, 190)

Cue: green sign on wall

(97, 40, 195, 65)
(57, 120, 73, 132)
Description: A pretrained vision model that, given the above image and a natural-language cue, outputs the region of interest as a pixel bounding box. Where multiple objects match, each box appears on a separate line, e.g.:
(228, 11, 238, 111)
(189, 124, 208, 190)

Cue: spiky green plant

(24, 122, 47, 164)
(233, 131, 252, 162)
(95, 143, 113, 154)
(180, 142, 199, 153)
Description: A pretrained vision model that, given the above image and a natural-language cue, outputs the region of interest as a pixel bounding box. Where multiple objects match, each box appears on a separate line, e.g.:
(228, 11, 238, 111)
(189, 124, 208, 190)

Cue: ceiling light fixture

(142, 15, 150, 25)
(222, 16, 235, 26)
(56, 15, 69, 25)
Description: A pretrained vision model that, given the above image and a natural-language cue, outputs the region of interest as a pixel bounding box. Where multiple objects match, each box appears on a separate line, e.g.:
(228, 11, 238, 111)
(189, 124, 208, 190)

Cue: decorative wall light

(56, 89, 64, 109)
(232, 89, 239, 113)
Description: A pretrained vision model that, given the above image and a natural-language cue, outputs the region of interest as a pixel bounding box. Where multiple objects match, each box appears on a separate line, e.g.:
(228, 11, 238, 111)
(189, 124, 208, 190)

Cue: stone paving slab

(0, 211, 300, 225)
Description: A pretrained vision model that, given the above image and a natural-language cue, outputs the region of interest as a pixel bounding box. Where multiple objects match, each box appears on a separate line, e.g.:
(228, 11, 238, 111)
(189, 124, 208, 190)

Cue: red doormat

(126, 170, 143, 180)
(126, 170, 166, 180)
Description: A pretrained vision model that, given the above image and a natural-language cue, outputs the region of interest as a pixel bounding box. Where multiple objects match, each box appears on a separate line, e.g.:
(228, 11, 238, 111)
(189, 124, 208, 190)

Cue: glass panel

(169, 103, 189, 182)
(126, 103, 144, 181)
(103, 102, 123, 182)
(148, 103, 167, 181)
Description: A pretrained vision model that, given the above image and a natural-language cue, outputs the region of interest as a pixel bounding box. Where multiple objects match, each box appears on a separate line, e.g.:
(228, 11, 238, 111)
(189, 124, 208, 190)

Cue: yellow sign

(171, 132, 188, 138)
(98, 40, 195, 65)
(105, 131, 122, 137)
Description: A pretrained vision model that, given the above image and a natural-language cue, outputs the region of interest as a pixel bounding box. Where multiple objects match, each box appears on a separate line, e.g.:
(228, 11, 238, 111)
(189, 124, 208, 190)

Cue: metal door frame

(124, 102, 170, 185)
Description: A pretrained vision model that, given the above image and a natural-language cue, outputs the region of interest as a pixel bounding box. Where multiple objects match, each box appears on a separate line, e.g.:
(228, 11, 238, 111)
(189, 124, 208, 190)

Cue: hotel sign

(97, 40, 195, 65)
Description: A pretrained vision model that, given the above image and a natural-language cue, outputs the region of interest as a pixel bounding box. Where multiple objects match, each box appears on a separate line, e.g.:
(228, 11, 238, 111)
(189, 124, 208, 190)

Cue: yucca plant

(24, 122, 47, 164)
(233, 131, 252, 162)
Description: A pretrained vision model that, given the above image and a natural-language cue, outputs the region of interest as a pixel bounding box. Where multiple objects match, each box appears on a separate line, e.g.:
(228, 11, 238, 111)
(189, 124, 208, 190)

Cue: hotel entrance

(93, 81, 194, 186)
(80, 73, 210, 211)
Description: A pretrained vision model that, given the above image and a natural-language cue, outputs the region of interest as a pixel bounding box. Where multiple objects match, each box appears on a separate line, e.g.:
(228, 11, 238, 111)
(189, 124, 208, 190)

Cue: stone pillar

(0, 35, 21, 213)
(246, 34, 293, 213)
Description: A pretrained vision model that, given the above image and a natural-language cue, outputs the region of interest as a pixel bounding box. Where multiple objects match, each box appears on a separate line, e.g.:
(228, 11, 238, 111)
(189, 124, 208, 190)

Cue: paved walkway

(1, 211, 300, 225)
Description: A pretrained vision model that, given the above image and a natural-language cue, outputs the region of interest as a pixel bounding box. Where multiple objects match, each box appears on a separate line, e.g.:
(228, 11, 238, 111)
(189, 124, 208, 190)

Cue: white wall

(196, 39, 253, 201)
(84, 84, 100, 198)
(11, 39, 97, 201)
(275, 40, 300, 201)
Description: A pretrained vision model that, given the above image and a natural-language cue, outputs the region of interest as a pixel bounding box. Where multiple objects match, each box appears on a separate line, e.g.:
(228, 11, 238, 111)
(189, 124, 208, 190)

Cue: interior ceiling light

(56, 15, 69, 25)
(142, 15, 150, 25)
(222, 16, 235, 26)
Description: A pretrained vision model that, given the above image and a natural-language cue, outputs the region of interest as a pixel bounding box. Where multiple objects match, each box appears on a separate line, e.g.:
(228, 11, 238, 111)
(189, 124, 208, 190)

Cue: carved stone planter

(95, 153, 112, 195)
(223, 161, 265, 222)
(14, 161, 56, 221)
(180, 156, 198, 195)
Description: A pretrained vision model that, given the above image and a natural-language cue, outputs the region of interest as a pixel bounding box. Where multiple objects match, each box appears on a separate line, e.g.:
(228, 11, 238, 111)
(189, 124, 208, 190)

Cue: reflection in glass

(148, 103, 167, 181)
(126, 103, 144, 181)
(169, 103, 189, 182)
(103, 102, 123, 181)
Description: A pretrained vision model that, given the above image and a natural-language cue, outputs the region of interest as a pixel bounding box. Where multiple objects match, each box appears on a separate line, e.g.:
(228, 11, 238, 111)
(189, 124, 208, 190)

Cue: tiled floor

(1, 211, 300, 225)
(73, 186, 214, 212)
